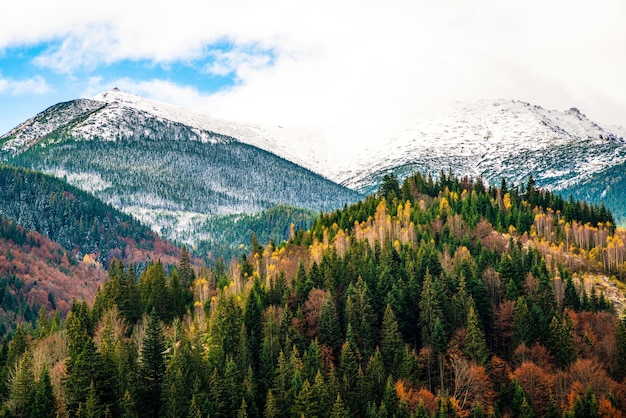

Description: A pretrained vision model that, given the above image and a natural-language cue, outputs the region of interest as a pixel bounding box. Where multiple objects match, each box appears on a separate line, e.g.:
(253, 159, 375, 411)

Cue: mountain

(0, 89, 362, 248)
(339, 100, 626, 224)
(3, 91, 626, 246)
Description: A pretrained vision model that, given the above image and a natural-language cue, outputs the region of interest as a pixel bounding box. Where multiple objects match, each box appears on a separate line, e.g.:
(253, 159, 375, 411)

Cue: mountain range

(1, 89, 625, 256)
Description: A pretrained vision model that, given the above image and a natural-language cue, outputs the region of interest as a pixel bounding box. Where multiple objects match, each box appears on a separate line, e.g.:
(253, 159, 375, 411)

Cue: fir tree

(464, 301, 489, 365)
(380, 304, 404, 374)
(330, 394, 350, 418)
(31, 367, 56, 418)
(139, 313, 166, 418)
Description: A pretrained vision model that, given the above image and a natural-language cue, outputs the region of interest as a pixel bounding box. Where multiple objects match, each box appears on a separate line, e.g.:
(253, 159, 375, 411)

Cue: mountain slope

(0, 165, 181, 266)
(0, 90, 362, 246)
(0, 215, 108, 337)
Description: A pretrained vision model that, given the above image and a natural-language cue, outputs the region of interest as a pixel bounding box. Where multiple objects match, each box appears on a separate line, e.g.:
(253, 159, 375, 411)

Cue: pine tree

(431, 317, 447, 393)
(464, 301, 489, 365)
(264, 390, 279, 418)
(311, 370, 330, 418)
(380, 304, 404, 374)
(223, 358, 242, 415)
(318, 296, 342, 357)
(513, 297, 535, 347)
(344, 277, 376, 358)
(419, 270, 443, 345)
(292, 379, 315, 418)
(330, 394, 350, 418)
(6, 324, 29, 367)
(548, 312, 576, 368)
(161, 364, 187, 418)
(81, 380, 101, 418)
(139, 313, 166, 418)
(365, 349, 386, 404)
(8, 352, 34, 417)
(64, 301, 115, 417)
(31, 367, 56, 418)
(563, 274, 581, 312)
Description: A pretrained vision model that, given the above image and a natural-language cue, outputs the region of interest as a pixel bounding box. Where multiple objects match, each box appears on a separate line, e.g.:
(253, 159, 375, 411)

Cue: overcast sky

(1, 0, 625, 136)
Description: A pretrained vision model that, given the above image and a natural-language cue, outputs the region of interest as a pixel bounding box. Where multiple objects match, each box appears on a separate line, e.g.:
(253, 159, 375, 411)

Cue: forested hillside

(0, 216, 107, 339)
(0, 165, 180, 267)
(1, 172, 625, 417)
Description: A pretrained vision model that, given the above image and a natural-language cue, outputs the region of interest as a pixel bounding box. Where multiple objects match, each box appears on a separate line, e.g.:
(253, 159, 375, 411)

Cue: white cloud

(0, 74, 51, 95)
(4, 0, 626, 129)
(204, 47, 273, 79)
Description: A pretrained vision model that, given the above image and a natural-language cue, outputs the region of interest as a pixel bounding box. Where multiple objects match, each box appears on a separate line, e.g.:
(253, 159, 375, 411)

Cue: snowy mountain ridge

(342, 99, 626, 194)
(3, 89, 626, 233)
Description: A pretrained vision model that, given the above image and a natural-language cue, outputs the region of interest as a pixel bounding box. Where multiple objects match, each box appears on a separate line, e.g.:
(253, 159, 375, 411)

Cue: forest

(1, 171, 626, 417)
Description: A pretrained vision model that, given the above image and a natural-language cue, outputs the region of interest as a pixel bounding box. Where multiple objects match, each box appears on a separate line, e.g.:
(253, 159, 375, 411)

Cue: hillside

(0, 216, 107, 338)
(3, 91, 626, 233)
(1, 171, 625, 417)
(0, 165, 181, 267)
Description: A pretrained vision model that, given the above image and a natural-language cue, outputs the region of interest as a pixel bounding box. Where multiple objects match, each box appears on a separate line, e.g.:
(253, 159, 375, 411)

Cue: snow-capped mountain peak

(342, 99, 626, 193)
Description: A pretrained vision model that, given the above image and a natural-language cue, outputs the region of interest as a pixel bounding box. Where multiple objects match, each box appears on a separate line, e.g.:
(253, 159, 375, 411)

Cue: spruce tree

(8, 352, 34, 417)
(380, 304, 404, 374)
(464, 301, 489, 365)
(139, 313, 166, 418)
(330, 394, 350, 418)
(31, 367, 56, 418)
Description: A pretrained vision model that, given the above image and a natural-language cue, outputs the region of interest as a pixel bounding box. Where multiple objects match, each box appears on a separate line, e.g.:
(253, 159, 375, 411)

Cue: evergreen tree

(311, 370, 330, 418)
(64, 301, 115, 416)
(419, 270, 443, 345)
(6, 325, 29, 368)
(344, 277, 377, 358)
(563, 274, 581, 312)
(264, 390, 279, 418)
(330, 394, 350, 418)
(161, 364, 187, 418)
(464, 301, 489, 365)
(139, 313, 166, 418)
(31, 367, 56, 418)
(318, 297, 342, 357)
(380, 304, 404, 374)
(548, 312, 576, 368)
(8, 352, 34, 418)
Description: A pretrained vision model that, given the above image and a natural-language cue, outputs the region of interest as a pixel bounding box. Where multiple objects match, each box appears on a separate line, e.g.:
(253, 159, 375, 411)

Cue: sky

(1, 0, 626, 137)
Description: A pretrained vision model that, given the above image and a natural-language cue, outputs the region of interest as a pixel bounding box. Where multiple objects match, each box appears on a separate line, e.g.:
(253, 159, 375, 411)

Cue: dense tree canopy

(1, 171, 625, 417)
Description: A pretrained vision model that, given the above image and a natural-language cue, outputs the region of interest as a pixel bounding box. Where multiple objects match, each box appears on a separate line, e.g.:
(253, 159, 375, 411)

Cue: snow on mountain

(3, 89, 626, 213)
(342, 99, 626, 193)
(1, 99, 105, 154)
(82, 91, 626, 195)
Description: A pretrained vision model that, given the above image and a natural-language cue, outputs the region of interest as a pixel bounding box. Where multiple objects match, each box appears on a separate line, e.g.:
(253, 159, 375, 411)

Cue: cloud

(204, 46, 274, 80)
(0, 74, 51, 96)
(4, 0, 626, 129)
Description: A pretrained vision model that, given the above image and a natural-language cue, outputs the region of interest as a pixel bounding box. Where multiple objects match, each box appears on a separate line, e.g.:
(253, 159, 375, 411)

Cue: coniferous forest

(2, 171, 626, 417)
